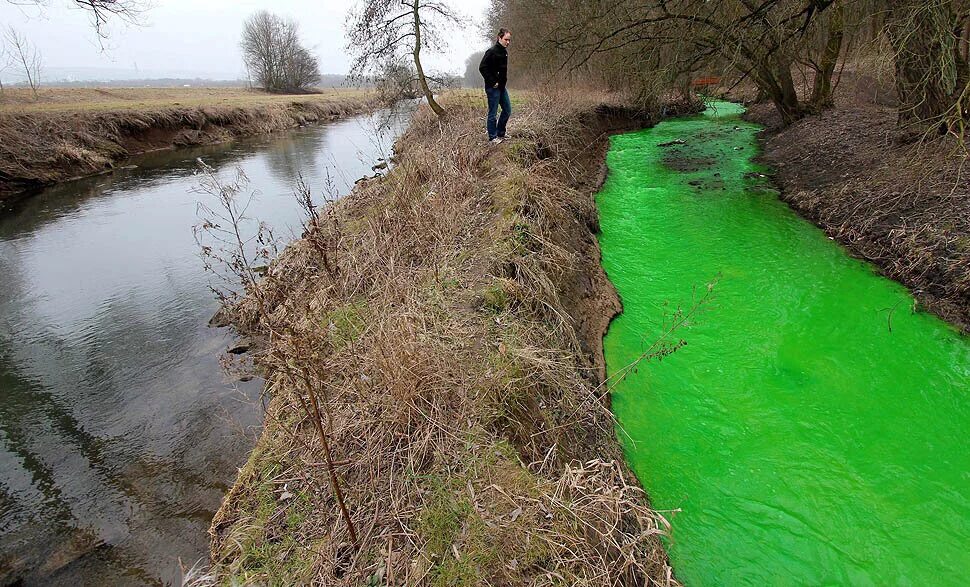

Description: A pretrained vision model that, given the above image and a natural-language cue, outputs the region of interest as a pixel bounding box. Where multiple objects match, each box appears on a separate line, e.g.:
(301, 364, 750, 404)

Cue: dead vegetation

(0, 89, 375, 198)
(0, 87, 369, 113)
(205, 91, 700, 585)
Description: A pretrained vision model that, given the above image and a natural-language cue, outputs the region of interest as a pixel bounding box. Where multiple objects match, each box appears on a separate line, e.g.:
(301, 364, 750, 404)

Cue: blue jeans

(486, 86, 511, 140)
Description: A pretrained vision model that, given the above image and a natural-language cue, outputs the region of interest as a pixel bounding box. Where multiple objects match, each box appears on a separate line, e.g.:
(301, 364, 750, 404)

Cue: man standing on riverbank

(479, 29, 511, 144)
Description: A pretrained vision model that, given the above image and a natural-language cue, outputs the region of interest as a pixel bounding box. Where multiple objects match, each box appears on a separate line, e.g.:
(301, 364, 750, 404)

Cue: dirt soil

(0, 88, 376, 202)
(748, 101, 970, 333)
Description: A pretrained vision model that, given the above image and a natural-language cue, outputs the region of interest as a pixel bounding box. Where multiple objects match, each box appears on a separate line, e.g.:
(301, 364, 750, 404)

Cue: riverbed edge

(204, 93, 702, 585)
(0, 92, 380, 205)
(745, 102, 969, 334)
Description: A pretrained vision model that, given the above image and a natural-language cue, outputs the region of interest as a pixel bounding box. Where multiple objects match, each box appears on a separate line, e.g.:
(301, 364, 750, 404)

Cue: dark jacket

(479, 42, 508, 89)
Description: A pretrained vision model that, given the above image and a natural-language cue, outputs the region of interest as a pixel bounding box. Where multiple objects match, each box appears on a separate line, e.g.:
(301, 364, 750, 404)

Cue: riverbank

(0, 106, 412, 585)
(0, 87, 376, 200)
(748, 100, 970, 333)
(205, 92, 701, 584)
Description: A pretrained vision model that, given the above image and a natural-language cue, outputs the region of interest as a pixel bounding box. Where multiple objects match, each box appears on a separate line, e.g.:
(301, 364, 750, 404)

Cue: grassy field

(0, 87, 371, 114)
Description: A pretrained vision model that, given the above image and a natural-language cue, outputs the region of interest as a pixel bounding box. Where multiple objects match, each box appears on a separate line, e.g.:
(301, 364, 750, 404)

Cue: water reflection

(0, 107, 412, 585)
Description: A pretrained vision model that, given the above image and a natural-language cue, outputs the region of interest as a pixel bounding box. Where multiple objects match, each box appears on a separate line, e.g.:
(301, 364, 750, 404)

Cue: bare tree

(526, 0, 838, 124)
(4, 27, 41, 98)
(346, 0, 462, 117)
(240, 11, 322, 93)
(802, 2, 845, 112)
(376, 58, 421, 101)
(0, 44, 9, 98)
(493, 0, 970, 134)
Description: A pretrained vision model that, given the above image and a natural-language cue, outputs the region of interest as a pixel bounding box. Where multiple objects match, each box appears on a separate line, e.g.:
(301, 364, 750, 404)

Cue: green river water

(597, 101, 970, 585)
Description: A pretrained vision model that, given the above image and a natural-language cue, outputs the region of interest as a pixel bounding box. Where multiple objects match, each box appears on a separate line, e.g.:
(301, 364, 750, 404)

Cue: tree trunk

(754, 84, 770, 104)
(756, 57, 804, 125)
(411, 1, 445, 117)
(810, 4, 844, 111)
(887, 0, 965, 137)
(16, 46, 36, 98)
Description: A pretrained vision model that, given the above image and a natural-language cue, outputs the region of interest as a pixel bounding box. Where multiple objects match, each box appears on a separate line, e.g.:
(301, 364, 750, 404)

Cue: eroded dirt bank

(205, 93, 700, 585)
(748, 101, 970, 333)
(0, 91, 376, 200)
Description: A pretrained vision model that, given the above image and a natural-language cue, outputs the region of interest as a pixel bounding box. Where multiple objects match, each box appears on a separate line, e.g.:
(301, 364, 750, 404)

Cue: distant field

(0, 87, 370, 114)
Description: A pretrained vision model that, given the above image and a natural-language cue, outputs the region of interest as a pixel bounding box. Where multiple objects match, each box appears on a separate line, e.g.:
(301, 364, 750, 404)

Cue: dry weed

(209, 91, 695, 586)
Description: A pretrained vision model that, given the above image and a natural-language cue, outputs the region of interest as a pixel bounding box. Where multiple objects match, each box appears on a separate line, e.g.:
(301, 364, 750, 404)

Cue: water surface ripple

(597, 101, 970, 585)
(0, 108, 410, 585)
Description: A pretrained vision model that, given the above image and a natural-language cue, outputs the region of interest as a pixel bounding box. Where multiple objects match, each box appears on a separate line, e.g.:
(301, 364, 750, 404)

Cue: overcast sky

(0, 0, 493, 81)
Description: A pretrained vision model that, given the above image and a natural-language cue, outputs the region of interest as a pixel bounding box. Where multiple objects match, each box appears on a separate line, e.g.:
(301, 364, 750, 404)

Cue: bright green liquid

(597, 101, 970, 585)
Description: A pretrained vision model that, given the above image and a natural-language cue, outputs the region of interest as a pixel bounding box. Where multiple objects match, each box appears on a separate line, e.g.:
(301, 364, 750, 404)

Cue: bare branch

(3, 26, 41, 97)
(5, 0, 145, 39)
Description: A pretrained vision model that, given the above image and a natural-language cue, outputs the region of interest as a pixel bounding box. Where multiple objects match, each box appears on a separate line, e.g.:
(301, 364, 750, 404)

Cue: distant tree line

(488, 0, 970, 139)
(241, 11, 322, 93)
(463, 51, 485, 88)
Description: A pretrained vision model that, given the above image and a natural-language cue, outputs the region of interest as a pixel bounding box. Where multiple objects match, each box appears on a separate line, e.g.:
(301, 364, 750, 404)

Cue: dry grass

(206, 91, 700, 585)
(0, 87, 369, 114)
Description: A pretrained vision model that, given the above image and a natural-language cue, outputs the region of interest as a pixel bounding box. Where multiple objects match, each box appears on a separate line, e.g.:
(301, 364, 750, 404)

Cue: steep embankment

(206, 93, 700, 585)
(749, 102, 970, 333)
(0, 89, 376, 199)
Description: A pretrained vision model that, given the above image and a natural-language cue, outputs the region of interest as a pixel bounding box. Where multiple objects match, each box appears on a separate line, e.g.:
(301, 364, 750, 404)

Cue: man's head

(497, 28, 511, 48)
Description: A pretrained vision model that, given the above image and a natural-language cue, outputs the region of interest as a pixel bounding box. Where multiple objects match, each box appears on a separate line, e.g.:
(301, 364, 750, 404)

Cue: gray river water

(0, 107, 412, 585)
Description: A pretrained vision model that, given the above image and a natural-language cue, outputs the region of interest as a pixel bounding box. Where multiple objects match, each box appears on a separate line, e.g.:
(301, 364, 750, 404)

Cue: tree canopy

(488, 0, 970, 135)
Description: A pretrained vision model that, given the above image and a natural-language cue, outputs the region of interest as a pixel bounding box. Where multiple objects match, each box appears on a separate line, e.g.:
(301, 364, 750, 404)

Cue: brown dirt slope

(205, 93, 700, 585)
(749, 102, 970, 333)
(0, 89, 375, 199)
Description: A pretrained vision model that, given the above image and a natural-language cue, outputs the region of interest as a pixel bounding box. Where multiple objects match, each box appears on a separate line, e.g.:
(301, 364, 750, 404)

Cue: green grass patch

(482, 282, 510, 312)
(324, 301, 367, 348)
(218, 468, 319, 584)
(492, 169, 528, 218)
(417, 476, 501, 587)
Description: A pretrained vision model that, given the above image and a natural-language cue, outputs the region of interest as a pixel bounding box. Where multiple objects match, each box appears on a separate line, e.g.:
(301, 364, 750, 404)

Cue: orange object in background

(691, 76, 722, 88)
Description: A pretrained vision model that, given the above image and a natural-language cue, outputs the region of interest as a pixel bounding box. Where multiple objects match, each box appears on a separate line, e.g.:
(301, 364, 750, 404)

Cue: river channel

(598, 101, 970, 585)
(0, 107, 411, 585)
